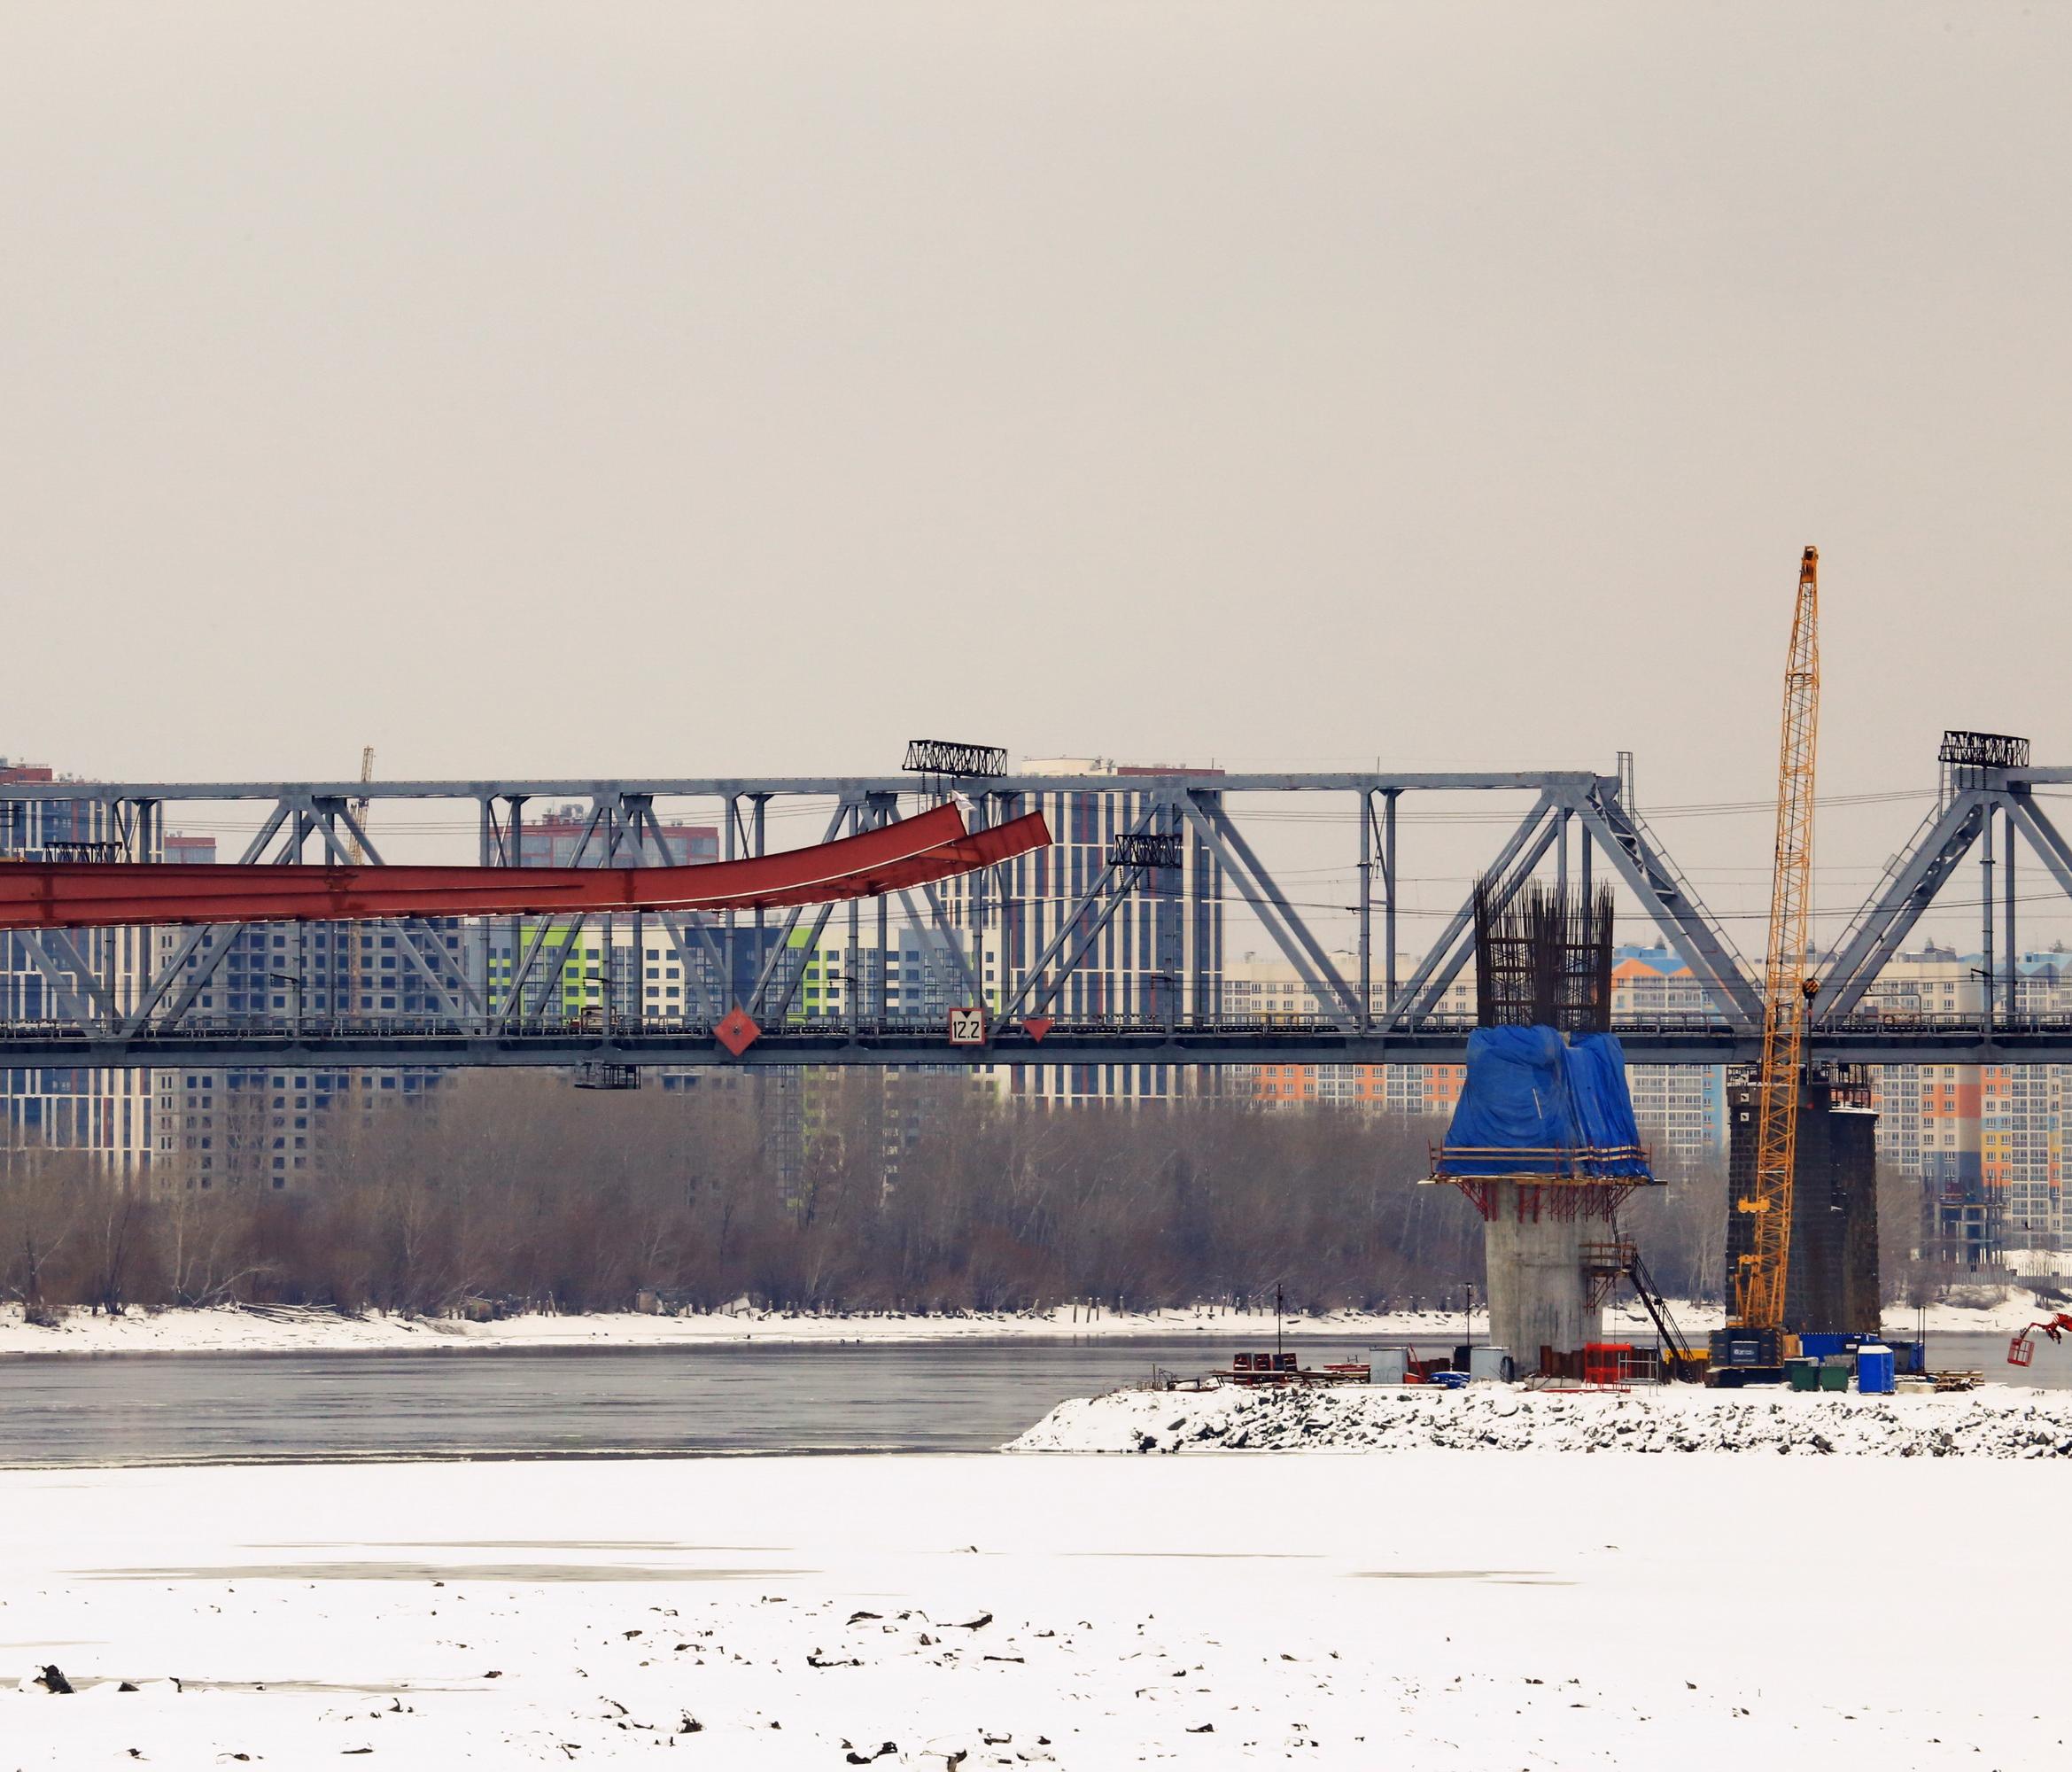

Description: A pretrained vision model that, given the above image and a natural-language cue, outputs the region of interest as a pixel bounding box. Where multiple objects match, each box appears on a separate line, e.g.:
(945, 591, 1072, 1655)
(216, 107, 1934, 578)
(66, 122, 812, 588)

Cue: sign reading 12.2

(947, 1007, 986, 1045)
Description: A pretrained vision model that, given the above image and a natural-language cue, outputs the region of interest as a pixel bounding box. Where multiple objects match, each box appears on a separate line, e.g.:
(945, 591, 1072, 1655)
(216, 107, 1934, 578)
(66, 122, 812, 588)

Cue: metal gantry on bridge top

(6, 751, 2072, 1071)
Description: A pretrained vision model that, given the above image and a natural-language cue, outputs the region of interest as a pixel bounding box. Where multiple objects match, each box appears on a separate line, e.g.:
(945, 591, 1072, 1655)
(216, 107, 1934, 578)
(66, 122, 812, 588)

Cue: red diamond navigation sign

(715, 1008, 761, 1056)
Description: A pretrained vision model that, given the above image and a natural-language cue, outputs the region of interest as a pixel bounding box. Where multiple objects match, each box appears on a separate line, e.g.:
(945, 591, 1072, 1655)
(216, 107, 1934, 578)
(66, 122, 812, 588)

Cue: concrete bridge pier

(1483, 1184, 1601, 1363)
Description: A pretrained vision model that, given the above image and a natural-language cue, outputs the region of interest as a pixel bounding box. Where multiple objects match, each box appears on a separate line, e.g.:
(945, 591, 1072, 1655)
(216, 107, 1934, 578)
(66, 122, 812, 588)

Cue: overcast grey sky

(4, 4, 2069, 937)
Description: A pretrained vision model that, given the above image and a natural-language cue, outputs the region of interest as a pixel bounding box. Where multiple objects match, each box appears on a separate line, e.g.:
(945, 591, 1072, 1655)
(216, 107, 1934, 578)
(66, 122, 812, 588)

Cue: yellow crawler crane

(1713, 547, 1820, 1380)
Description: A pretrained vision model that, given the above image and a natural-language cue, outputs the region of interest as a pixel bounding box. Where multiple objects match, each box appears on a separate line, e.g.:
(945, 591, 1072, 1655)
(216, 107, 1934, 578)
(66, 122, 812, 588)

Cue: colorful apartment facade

(1858, 944, 2072, 1255)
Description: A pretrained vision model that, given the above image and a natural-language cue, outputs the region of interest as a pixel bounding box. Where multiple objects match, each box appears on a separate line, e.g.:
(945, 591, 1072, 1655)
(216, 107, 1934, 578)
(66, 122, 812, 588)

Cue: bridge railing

(12, 1008, 2072, 1068)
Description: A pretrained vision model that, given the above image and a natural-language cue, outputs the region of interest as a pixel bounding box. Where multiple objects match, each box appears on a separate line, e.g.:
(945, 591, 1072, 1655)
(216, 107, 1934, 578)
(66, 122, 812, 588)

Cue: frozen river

(0, 1328, 2053, 1468)
(4, 1441, 2068, 1768)
(0, 1335, 1354, 1466)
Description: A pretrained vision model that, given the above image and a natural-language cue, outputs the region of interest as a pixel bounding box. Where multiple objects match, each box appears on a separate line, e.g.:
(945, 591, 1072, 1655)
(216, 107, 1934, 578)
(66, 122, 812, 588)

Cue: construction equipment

(1582, 1239, 1704, 1381)
(347, 746, 374, 866)
(1625, 1243, 1705, 1381)
(2007, 1312, 2072, 1367)
(1711, 547, 1820, 1382)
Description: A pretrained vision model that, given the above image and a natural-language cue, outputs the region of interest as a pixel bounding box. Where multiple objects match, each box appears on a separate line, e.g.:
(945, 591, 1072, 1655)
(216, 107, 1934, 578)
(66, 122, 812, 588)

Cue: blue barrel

(1856, 1343, 1896, 1395)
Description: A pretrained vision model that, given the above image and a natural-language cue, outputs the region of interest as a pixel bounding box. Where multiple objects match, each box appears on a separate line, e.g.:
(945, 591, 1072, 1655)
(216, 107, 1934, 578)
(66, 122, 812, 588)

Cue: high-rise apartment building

(1, 760, 158, 1177)
(516, 805, 717, 868)
(151, 830, 457, 1189)
(955, 760, 1225, 1104)
(960, 761, 1223, 1021)
(1611, 946, 1727, 1158)
(1857, 944, 2072, 1260)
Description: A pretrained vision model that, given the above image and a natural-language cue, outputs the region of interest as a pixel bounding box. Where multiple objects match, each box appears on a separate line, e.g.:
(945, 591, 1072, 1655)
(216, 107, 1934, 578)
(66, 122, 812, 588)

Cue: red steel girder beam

(0, 806, 1051, 930)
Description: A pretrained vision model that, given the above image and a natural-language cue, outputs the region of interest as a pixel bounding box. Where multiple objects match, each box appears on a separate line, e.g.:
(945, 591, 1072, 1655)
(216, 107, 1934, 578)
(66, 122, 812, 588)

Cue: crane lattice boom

(347, 745, 374, 867)
(1735, 546, 1820, 1330)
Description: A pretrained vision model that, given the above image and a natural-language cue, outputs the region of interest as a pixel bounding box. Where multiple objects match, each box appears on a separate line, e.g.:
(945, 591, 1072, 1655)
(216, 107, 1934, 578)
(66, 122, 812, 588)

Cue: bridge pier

(1481, 1185, 1602, 1365)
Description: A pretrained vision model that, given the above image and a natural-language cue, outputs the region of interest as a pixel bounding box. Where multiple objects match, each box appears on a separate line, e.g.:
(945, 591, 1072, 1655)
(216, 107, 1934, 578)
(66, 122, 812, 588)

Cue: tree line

(6, 1071, 1758, 1320)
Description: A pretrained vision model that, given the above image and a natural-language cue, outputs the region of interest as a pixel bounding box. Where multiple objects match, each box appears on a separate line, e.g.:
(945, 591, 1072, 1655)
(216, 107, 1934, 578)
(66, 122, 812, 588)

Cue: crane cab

(1704, 1326, 1790, 1387)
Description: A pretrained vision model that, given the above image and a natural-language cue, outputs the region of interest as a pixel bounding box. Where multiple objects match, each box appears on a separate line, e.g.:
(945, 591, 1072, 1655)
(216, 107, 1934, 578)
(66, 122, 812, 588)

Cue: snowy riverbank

(0, 1300, 1488, 1357)
(0, 1284, 2052, 1356)
(4, 1448, 2068, 1768)
(1009, 1380, 2072, 1457)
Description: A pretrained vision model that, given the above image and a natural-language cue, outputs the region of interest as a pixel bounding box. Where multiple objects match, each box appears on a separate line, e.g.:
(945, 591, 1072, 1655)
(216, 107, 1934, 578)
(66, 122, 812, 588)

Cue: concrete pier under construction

(1483, 1184, 1602, 1363)
(1725, 1070, 1881, 1334)
(1431, 879, 1657, 1375)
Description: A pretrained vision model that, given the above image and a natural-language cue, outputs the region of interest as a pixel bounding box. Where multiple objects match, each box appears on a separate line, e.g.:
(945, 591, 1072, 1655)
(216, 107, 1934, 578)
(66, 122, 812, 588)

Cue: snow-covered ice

(0, 1301, 1488, 1358)
(1010, 1378, 2072, 1457)
(0, 1284, 2052, 1356)
(3, 1449, 2068, 1767)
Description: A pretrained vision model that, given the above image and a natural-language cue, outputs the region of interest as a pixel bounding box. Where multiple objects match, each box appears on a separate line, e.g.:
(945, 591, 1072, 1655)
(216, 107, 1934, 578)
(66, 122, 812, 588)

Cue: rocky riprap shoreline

(1007, 1382, 2072, 1457)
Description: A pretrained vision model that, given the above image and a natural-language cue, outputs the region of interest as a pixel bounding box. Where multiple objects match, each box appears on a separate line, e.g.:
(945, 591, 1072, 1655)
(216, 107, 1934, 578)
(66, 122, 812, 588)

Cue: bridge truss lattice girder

(1370, 779, 1765, 1037)
(745, 798, 857, 1018)
(986, 798, 1160, 1029)
(1567, 782, 1764, 1032)
(1179, 790, 1361, 1030)
(1383, 792, 1562, 1032)
(1815, 792, 1988, 1022)
(11, 764, 2072, 1065)
(5, 767, 1743, 1050)
(13, 928, 118, 1022)
(1814, 781, 2072, 1025)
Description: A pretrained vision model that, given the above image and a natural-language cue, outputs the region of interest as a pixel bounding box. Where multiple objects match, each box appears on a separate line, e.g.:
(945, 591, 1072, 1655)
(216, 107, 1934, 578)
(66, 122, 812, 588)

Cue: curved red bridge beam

(0, 806, 1051, 931)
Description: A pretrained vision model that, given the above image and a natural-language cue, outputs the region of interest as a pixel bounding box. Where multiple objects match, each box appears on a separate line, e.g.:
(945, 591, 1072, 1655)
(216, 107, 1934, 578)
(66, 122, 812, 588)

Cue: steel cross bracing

(9, 763, 2072, 1069)
(1814, 763, 2072, 1030)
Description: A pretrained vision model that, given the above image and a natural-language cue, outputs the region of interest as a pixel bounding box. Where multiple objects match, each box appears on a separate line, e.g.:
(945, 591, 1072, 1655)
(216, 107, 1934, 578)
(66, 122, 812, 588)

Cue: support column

(2005, 804, 2017, 1022)
(508, 797, 525, 1022)
(722, 796, 740, 1008)
(477, 797, 494, 1024)
(1357, 790, 1372, 1028)
(847, 835, 862, 1035)
(1383, 790, 1398, 1014)
(1481, 1186, 1601, 1364)
(750, 794, 768, 1011)
(1983, 812, 1995, 1040)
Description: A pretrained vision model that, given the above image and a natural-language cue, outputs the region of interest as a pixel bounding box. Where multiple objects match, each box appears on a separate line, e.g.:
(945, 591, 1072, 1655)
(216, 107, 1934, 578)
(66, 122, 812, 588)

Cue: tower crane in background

(1712, 547, 1820, 1378)
(347, 746, 374, 866)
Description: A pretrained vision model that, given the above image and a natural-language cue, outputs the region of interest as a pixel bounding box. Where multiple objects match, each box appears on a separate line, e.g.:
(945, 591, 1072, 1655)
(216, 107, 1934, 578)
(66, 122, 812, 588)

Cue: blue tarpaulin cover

(1563, 1032, 1647, 1175)
(1438, 1025, 1650, 1179)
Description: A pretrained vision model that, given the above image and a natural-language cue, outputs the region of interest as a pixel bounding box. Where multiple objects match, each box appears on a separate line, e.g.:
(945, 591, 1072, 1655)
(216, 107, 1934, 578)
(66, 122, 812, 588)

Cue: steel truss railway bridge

(6, 750, 2072, 1073)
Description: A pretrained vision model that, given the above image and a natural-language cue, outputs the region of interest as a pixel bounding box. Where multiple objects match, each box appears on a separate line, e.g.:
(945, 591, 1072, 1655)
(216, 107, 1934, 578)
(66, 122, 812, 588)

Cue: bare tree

(0, 1146, 86, 1316)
